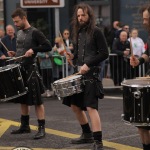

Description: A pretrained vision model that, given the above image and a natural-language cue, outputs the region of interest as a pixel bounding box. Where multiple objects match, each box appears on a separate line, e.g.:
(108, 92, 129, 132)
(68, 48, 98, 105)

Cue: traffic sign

(20, 0, 65, 8)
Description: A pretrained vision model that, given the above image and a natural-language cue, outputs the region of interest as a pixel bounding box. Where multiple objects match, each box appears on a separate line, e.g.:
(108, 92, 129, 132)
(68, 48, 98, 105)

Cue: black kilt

(14, 64, 44, 106)
(62, 67, 101, 110)
(137, 126, 150, 130)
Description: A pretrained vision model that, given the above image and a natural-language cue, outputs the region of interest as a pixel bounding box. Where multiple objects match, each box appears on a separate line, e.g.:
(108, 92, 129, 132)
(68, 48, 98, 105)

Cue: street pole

(54, 8, 60, 37)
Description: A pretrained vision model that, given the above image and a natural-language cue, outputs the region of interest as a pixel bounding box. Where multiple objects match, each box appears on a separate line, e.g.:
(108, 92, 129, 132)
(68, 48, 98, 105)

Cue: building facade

(1, 0, 150, 43)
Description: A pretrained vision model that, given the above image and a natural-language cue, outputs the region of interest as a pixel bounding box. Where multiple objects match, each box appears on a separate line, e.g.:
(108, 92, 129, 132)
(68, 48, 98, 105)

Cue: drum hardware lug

(133, 91, 141, 99)
(25, 87, 28, 91)
(17, 91, 20, 94)
(18, 76, 22, 80)
(147, 118, 150, 122)
(4, 95, 6, 98)
(138, 103, 140, 106)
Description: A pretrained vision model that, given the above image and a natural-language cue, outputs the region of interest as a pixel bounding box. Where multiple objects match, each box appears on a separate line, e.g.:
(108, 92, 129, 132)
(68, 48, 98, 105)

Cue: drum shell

(53, 75, 84, 98)
(121, 79, 150, 126)
(0, 64, 27, 102)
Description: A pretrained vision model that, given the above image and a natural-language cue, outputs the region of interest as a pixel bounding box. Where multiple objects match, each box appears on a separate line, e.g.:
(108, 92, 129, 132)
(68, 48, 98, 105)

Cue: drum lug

(133, 91, 141, 99)
(17, 91, 20, 94)
(147, 118, 150, 123)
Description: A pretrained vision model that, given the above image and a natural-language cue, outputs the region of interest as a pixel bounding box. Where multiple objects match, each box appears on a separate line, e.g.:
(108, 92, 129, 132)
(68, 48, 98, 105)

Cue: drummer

(130, 5, 150, 150)
(62, 3, 109, 150)
(8, 8, 52, 140)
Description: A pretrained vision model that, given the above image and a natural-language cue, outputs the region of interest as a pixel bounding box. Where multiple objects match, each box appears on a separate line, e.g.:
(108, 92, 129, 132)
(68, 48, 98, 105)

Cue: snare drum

(53, 75, 84, 98)
(0, 64, 27, 102)
(121, 79, 150, 126)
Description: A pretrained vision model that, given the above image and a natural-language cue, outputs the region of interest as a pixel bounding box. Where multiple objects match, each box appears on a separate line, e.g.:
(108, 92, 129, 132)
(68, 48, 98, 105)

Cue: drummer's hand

(7, 51, 16, 57)
(130, 55, 139, 67)
(25, 49, 34, 57)
(0, 54, 6, 59)
(79, 64, 90, 74)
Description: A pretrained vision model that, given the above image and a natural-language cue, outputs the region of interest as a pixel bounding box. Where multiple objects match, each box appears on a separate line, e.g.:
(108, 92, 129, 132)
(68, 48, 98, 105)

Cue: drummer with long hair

(62, 3, 108, 150)
(130, 5, 150, 150)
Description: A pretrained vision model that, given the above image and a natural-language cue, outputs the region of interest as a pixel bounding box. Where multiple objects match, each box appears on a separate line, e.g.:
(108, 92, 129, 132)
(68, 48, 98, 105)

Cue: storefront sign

(20, 0, 64, 8)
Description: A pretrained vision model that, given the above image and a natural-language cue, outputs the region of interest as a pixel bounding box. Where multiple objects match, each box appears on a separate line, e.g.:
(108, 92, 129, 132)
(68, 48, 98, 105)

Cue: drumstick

(130, 37, 133, 56)
(129, 35, 135, 68)
(0, 57, 12, 60)
(6, 55, 25, 61)
(0, 40, 9, 52)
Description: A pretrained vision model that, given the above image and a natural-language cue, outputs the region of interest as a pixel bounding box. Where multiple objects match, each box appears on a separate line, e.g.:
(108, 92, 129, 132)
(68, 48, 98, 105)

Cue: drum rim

(53, 75, 82, 84)
(121, 83, 150, 87)
(0, 64, 20, 72)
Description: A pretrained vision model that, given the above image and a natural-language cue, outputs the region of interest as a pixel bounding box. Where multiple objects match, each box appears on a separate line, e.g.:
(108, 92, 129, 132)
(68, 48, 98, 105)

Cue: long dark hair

(140, 5, 150, 33)
(71, 3, 96, 44)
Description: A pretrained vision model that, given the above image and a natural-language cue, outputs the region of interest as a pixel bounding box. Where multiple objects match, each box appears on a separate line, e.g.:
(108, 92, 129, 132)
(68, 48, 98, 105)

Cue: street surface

(0, 88, 143, 150)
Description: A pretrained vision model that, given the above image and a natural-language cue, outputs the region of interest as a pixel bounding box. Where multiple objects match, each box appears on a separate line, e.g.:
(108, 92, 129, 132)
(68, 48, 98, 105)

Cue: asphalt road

(0, 88, 143, 150)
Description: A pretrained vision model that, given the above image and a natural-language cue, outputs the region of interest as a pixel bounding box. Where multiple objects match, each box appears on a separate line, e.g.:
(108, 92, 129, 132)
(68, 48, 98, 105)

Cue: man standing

(8, 8, 52, 139)
(130, 5, 150, 150)
(63, 3, 108, 150)
(0, 25, 16, 66)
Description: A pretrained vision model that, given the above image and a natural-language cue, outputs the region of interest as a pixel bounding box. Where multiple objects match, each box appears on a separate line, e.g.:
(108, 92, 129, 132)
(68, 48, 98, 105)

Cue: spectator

(62, 29, 74, 75)
(0, 25, 16, 66)
(62, 29, 74, 53)
(123, 24, 130, 38)
(37, 52, 53, 97)
(106, 21, 119, 50)
(128, 28, 146, 78)
(0, 28, 5, 39)
(111, 31, 130, 85)
(128, 28, 145, 57)
(52, 37, 65, 80)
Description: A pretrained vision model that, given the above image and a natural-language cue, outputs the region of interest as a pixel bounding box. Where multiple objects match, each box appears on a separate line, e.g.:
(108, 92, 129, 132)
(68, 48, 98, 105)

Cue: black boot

(92, 140, 103, 150)
(71, 132, 94, 144)
(11, 115, 31, 134)
(34, 119, 45, 139)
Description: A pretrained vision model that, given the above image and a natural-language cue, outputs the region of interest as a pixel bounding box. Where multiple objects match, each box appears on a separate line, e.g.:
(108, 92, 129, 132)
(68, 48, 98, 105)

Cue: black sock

(143, 144, 150, 150)
(81, 123, 91, 133)
(21, 115, 29, 126)
(93, 131, 102, 142)
(38, 119, 45, 127)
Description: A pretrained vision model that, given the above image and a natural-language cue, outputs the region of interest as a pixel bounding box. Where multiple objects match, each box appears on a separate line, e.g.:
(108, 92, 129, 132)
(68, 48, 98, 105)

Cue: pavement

(0, 78, 143, 150)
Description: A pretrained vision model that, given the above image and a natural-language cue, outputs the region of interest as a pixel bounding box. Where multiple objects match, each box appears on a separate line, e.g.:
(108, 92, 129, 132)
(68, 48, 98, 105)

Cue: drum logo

(13, 147, 32, 150)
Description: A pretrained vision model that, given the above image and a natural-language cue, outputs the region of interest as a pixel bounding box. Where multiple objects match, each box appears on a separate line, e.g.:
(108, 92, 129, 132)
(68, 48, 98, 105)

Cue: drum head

(54, 75, 82, 84)
(121, 79, 150, 87)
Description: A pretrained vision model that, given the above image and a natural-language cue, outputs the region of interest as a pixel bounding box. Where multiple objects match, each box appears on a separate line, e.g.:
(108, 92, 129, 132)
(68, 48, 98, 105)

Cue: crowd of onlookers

(103, 21, 147, 86)
(0, 21, 148, 97)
